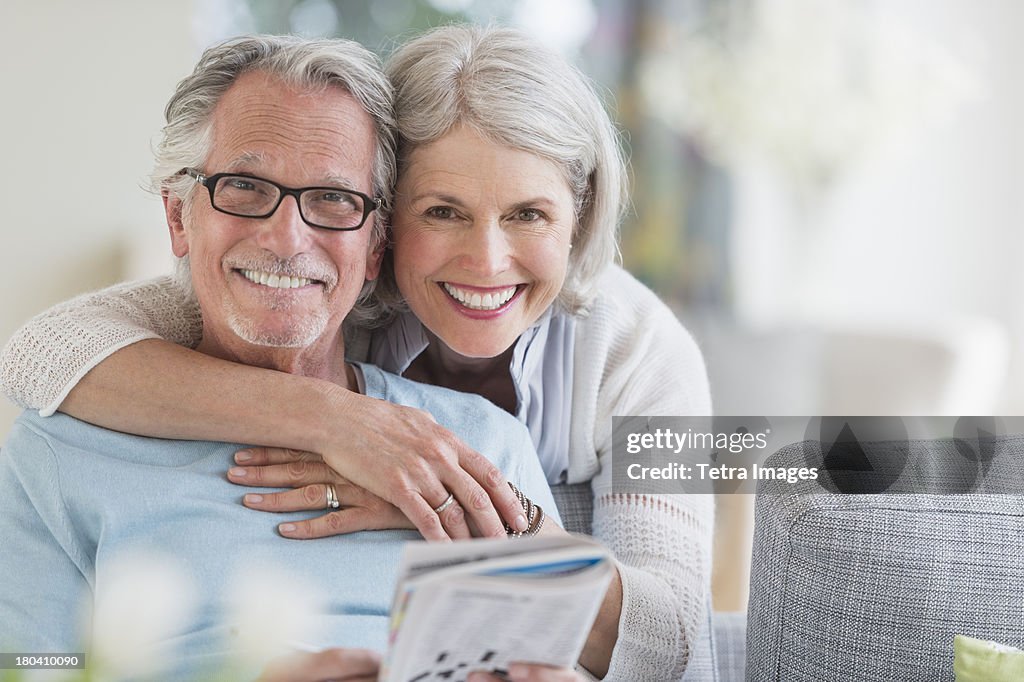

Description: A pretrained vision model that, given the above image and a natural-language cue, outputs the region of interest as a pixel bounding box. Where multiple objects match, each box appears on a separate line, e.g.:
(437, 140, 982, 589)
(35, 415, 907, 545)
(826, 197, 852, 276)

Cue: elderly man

(0, 35, 558, 680)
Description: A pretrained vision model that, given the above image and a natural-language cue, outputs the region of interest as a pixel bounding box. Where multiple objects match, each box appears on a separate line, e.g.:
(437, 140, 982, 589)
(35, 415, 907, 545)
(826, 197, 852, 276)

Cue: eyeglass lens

(213, 175, 367, 229)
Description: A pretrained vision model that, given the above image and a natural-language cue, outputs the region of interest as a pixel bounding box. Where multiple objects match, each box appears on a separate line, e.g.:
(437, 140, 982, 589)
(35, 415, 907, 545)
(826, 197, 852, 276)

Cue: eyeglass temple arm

(177, 168, 206, 184)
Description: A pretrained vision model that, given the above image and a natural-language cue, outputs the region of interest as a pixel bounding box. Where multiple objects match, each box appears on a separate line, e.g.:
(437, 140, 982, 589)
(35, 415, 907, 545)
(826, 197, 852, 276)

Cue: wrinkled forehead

(206, 71, 376, 190)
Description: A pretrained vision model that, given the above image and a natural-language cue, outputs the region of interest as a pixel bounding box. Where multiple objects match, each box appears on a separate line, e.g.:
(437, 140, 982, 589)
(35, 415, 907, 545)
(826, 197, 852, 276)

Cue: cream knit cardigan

(0, 264, 713, 681)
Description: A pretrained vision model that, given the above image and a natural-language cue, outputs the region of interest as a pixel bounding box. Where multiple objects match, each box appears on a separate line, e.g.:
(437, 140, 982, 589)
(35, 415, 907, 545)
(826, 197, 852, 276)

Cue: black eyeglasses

(179, 168, 381, 231)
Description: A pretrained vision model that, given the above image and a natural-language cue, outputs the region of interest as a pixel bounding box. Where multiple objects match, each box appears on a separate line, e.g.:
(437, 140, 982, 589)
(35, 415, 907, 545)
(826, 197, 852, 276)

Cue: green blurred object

(954, 634, 1024, 682)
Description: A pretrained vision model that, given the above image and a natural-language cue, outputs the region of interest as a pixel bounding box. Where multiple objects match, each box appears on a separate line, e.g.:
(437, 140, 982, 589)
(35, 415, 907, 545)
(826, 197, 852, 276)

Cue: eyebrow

(220, 154, 363, 190)
(410, 193, 468, 207)
(322, 173, 364, 190)
(508, 197, 559, 212)
(408, 192, 560, 211)
(222, 153, 265, 173)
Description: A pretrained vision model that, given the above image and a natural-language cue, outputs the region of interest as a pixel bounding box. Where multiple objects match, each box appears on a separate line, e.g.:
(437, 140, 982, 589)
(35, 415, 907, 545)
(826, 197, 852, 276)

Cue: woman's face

(391, 126, 575, 359)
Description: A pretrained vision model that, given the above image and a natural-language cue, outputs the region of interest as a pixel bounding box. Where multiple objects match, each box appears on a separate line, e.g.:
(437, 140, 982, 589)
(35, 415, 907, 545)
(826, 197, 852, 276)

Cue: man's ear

(164, 190, 190, 258)
(364, 231, 386, 282)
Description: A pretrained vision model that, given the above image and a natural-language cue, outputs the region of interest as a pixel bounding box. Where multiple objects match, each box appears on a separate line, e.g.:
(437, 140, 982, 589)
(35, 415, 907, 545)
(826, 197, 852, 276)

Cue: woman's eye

(515, 208, 542, 222)
(425, 206, 456, 220)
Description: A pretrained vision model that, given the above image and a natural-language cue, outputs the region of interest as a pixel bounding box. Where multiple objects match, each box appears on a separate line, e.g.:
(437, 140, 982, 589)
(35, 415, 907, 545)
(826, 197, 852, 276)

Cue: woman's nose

(460, 220, 512, 277)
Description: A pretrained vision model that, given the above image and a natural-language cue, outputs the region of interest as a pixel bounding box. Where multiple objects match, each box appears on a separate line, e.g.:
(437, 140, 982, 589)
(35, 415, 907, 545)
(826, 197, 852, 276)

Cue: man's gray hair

(153, 35, 396, 324)
(380, 24, 626, 316)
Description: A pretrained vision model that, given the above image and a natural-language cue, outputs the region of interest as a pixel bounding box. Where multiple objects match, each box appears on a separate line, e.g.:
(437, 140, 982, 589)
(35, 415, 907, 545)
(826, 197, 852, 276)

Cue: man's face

(166, 71, 381, 360)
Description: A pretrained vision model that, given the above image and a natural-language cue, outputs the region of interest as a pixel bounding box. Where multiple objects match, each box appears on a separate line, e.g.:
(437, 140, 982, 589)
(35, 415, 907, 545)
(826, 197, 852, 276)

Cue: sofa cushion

(746, 436, 1024, 681)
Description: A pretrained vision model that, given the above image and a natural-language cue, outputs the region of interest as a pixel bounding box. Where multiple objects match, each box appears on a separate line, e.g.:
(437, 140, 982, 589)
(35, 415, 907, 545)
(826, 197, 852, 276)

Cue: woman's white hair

(153, 35, 396, 325)
(378, 24, 626, 317)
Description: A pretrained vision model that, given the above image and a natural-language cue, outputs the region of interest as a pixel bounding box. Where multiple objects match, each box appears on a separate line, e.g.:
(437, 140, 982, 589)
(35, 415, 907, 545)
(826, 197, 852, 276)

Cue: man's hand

(256, 648, 380, 682)
(228, 445, 498, 540)
(255, 650, 584, 682)
(229, 449, 421, 537)
(467, 663, 588, 681)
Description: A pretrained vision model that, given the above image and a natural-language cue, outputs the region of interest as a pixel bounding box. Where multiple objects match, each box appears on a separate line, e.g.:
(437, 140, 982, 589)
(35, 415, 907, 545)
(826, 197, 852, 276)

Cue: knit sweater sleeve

(0, 276, 202, 415)
(570, 266, 713, 681)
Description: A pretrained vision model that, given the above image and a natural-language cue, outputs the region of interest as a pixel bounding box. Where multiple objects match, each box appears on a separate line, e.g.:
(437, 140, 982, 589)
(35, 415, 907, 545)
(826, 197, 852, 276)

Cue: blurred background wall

(2, 0, 1021, 610)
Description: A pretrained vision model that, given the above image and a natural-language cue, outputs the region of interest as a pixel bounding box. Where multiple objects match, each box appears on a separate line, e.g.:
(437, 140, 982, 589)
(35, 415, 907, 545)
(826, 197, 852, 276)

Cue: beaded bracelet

(505, 481, 546, 537)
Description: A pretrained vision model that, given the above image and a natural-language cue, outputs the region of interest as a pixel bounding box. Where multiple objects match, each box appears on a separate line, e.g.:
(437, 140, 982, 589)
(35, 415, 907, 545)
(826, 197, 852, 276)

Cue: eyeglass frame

(178, 167, 383, 231)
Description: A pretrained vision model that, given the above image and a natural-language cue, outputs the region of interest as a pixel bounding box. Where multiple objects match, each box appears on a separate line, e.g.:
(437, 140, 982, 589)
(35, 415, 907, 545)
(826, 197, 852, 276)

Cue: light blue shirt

(369, 309, 575, 484)
(0, 363, 558, 679)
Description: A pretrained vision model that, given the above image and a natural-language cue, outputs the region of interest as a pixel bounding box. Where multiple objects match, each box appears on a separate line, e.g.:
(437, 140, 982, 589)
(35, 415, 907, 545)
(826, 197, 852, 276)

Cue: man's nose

(254, 195, 311, 259)
(460, 220, 512, 278)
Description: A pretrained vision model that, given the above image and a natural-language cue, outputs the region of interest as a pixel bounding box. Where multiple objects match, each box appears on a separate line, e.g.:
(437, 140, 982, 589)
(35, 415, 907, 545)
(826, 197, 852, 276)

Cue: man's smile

(238, 268, 320, 290)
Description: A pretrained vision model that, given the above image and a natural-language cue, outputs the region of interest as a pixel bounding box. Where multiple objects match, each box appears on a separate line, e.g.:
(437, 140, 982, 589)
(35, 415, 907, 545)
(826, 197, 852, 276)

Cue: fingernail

(466, 674, 487, 682)
(279, 523, 296, 534)
(228, 467, 247, 477)
(235, 451, 252, 463)
(515, 514, 529, 532)
(244, 494, 263, 504)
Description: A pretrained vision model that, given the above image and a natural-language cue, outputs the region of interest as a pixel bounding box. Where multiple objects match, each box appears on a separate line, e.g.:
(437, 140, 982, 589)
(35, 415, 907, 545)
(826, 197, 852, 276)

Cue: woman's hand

(228, 448, 479, 539)
(256, 647, 380, 682)
(243, 387, 529, 542)
(467, 663, 588, 681)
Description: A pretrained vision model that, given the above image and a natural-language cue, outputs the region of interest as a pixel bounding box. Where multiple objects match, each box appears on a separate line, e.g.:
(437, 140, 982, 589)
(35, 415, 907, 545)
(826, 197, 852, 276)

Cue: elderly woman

(0, 25, 711, 681)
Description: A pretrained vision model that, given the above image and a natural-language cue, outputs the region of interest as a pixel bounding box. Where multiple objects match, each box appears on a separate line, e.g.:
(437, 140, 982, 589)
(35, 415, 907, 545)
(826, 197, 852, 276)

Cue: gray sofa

(745, 436, 1024, 681)
(553, 433, 1024, 681)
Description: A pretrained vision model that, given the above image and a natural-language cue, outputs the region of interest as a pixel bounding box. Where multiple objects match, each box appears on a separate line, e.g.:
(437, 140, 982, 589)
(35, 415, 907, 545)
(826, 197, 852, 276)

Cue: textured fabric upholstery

(713, 612, 747, 681)
(552, 482, 595, 536)
(550, 483, 719, 681)
(746, 437, 1024, 682)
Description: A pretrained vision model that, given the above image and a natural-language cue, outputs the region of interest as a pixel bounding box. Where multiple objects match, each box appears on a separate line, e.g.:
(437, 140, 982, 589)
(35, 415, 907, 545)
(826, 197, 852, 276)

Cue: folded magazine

(381, 534, 614, 682)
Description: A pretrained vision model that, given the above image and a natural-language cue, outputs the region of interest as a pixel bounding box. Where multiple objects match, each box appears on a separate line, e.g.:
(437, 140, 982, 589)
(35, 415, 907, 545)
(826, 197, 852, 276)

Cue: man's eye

(227, 179, 258, 191)
(317, 191, 358, 207)
(426, 206, 456, 220)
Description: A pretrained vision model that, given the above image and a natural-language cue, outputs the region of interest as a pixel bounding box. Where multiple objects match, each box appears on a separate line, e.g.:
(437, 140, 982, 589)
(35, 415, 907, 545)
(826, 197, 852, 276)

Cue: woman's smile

(440, 282, 524, 314)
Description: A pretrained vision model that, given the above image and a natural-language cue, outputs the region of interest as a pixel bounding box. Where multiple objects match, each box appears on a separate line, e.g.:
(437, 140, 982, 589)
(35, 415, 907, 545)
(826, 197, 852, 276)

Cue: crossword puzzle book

(380, 534, 614, 682)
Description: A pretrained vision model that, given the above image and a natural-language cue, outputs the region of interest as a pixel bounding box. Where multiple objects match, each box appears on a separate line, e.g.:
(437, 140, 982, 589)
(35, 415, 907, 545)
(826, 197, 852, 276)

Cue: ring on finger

(326, 483, 340, 509)
(433, 492, 456, 514)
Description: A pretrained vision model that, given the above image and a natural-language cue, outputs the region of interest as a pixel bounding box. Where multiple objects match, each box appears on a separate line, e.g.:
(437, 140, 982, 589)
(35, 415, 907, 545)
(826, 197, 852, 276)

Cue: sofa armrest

(746, 436, 1024, 681)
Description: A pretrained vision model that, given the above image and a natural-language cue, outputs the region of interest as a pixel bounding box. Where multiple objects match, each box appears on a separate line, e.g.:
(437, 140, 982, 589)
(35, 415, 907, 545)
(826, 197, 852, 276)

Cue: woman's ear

(164, 190, 189, 258)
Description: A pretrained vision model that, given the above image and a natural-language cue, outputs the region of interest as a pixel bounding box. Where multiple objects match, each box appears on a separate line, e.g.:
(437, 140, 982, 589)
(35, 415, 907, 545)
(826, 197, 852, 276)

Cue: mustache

(224, 254, 338, 288)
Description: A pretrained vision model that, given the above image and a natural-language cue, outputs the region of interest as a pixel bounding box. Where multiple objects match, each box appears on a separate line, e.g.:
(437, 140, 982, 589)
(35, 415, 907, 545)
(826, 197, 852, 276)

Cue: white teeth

(442, 283, 517, 311)
(240, 269, 312, 289)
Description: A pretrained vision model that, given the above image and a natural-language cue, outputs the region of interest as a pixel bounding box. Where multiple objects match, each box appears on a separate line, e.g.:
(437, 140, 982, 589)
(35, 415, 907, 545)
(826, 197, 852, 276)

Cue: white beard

(225, 308, 329, 348)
